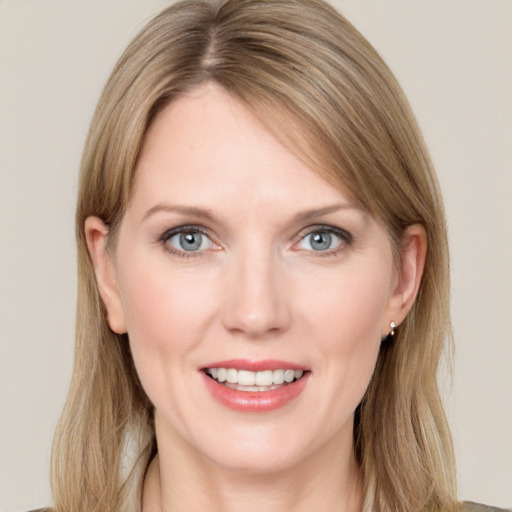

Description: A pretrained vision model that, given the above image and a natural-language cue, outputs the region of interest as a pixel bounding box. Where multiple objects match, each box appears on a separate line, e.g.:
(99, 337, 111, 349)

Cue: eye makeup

(157, 225, 220, 259)
(293, 224, 354, 258)
(156, 221, 354, 261)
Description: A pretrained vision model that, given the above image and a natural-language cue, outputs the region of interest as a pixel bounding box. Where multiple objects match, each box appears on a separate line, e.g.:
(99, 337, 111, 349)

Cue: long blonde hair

(52, 1, 457, 511)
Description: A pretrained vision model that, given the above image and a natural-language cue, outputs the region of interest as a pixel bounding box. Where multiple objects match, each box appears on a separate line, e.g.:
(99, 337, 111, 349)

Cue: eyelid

(159, 224, 211, 240)
(158, 225, 220, 255)
(298, 224, 352, 242)
(157, 223, 352, 257)
(293, 224, 353, 253)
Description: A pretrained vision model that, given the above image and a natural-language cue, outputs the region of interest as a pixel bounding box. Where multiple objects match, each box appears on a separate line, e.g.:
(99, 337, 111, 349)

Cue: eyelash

(158, 225, 217, 259)
(157, 224, 353, 259)
(295, 225, 353, 257)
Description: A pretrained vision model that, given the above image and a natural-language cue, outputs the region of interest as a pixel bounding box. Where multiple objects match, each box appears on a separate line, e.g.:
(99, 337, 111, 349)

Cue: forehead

(130, 84, 356, 216)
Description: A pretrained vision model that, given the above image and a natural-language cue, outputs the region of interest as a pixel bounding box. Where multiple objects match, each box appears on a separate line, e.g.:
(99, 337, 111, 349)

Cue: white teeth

(255, 370, 273, 386)
(205, 367, 305, 387)
(226, 368, 238, 384)
(237, 370, 255, 386)
(284, 369, 295, 383)
(273, 369, 285, 385)
(224, 383, 281, 392)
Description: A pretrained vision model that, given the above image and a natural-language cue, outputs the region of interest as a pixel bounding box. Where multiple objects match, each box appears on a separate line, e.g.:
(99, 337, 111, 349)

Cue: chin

(199, 426, 317, 475)
(211, 449, 303, 475)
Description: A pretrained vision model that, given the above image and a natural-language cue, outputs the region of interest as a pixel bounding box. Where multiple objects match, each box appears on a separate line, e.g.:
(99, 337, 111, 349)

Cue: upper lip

(202, 359, 309, 372)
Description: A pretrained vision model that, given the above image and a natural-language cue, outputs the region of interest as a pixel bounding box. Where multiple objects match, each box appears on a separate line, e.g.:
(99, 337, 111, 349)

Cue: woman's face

(87, 84, 421, 474)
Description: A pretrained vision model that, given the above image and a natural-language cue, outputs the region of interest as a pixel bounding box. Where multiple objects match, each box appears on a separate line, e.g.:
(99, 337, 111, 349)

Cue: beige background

(0, 1, 511, 511)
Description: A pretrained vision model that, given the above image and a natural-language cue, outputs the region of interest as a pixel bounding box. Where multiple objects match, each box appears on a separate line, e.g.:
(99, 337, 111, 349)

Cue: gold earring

(390, 321, 396, 336)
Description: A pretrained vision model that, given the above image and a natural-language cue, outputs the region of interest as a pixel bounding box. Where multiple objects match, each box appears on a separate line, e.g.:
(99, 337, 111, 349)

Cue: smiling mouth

(203, 368, 306, 392)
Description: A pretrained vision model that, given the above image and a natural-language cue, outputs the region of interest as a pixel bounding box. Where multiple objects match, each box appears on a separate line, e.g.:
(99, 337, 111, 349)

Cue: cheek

(118, 255, 214, 342)
(115, 255, 219, 399)
(307, 259, 391, 346)
(303, 260, 391, 415)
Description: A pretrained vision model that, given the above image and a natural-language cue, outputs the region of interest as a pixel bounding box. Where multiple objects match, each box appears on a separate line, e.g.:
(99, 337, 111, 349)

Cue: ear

(84, 216, 127, 334)
(382, 224, 427, 337)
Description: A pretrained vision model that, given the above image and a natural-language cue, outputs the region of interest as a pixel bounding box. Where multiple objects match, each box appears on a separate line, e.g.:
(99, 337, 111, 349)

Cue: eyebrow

(142, 202, 361, 224)
(143, 204, 219, 222)
(291, 203, 361, 222)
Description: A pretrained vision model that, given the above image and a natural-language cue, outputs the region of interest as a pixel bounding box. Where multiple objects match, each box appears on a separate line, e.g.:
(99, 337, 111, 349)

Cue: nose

(221, 248, 291, 339)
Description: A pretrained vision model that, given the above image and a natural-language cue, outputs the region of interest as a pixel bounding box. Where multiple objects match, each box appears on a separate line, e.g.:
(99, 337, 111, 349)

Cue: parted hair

(51, 1, 457, 511)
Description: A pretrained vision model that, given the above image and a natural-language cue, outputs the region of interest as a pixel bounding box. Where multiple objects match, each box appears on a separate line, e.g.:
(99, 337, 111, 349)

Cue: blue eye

(298, 228, 350, 252)
(163, 228, 215, 253)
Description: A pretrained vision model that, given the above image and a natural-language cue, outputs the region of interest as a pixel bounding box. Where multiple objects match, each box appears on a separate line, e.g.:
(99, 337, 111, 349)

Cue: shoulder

(463, 502, 511, 512)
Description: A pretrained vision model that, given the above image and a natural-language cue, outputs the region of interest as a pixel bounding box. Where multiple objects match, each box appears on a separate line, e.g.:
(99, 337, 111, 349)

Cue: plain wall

(0, 1, 511, 511)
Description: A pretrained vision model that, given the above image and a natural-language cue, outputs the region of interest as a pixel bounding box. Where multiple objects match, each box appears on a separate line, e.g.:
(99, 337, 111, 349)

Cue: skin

(86, 84, 426, 512)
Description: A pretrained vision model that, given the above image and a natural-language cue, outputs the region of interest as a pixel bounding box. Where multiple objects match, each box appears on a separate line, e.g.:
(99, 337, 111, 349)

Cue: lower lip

(202, 372, 309, 413)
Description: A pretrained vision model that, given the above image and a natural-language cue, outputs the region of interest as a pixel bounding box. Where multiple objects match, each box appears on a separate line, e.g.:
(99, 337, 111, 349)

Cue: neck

(142, 420, 363, 512)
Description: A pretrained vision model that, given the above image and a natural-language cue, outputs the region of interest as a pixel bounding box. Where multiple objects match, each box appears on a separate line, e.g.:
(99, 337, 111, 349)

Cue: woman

(42, 1, 505, 511)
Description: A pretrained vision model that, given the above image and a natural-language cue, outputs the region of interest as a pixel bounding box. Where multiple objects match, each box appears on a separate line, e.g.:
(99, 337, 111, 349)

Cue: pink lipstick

(201, 359, 309, 413)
